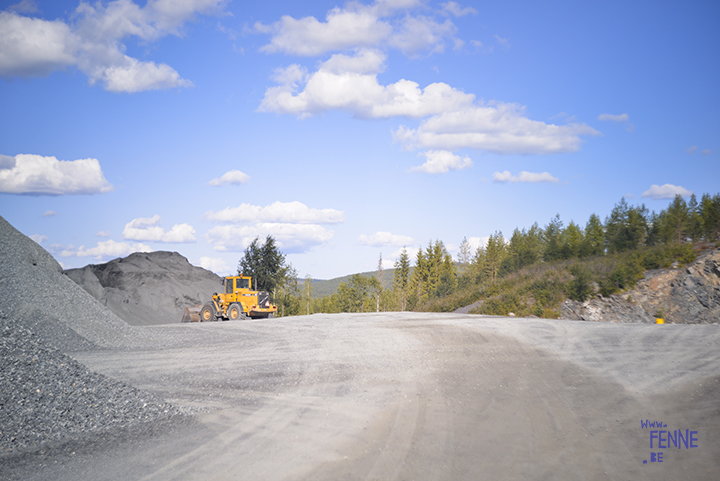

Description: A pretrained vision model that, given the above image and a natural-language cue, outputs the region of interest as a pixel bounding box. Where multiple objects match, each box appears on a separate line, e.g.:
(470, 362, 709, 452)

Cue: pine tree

(393, 247, 411, 311)
(484, 232, 507, 282)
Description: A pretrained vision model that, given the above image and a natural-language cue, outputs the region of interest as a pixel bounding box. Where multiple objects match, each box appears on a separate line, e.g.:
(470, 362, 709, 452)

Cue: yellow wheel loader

(182, 275, 277, 322)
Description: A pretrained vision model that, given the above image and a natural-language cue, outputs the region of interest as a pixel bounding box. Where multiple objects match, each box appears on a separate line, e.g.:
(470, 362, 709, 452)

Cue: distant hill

(310, 267, 411, 298)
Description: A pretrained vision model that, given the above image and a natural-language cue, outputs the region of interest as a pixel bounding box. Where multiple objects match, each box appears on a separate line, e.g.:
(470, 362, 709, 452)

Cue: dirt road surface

(4, 313, 719, 480)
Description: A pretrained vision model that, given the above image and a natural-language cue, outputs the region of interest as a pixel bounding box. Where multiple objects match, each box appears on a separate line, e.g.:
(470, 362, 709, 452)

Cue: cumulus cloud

(204, 200, 343, 253)
(259, 50, 474, 119)
(122, 215, 197, 243)
(642, 184, 693, 199)
(492, 170, 559, 183)
(395, 103, 599, 155)
(256, 0, 455, 57)
(58, 239, 152, 260)
(0, 0, 226, 92)
(97, 230, 111, 237)
(359, 231, 414, 246)
(204, 201, 344, 224)
(208, 170, 250, 186)
(0, 154, 113, 195)
(42, 210, 57, 217)
(206, 223, 334, 254)
(197, 256, 230, 275)
(410, 150, 472, 174)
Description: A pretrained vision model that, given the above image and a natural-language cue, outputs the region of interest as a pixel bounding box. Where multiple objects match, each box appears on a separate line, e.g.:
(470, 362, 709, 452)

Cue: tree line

(238, 193, 720, 316)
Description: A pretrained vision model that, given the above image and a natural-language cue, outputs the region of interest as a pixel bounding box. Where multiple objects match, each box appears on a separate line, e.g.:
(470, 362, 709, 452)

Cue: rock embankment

(562, 248, 720, 324)
(65, 251, 222, 326)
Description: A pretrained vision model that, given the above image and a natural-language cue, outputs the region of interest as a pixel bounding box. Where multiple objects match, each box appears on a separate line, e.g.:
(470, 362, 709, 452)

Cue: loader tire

(200, 304, 216, 322)
(227, 303, 244, 321)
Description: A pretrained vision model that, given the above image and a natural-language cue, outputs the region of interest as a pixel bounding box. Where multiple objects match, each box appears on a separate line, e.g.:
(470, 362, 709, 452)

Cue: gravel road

(3, 312, 718, 481)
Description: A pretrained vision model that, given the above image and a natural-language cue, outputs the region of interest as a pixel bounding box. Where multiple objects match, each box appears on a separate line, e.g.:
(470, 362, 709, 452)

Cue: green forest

(241, 193, 720, 318)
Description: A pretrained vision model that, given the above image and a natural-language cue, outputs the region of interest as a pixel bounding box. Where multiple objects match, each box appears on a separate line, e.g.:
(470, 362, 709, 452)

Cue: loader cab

(223, 276, 252, 294)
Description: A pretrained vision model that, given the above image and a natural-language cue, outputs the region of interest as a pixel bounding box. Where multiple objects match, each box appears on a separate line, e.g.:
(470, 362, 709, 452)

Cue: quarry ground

(3, 312, 720, 481)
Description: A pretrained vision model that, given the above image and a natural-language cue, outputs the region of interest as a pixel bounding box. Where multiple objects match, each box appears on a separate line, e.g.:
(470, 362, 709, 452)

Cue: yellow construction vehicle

(182, 275, 277, 322)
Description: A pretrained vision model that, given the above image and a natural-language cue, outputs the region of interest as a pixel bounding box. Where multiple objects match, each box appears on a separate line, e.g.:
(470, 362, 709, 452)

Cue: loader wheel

(200, 304, 216, 322)
(227, 303, 243, 321)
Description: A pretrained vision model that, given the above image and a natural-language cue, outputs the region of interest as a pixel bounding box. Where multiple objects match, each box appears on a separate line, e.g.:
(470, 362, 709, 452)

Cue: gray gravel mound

(0, 215, 140, 351)
(65, 251, 223, 326)
(0, 315, 182, 455)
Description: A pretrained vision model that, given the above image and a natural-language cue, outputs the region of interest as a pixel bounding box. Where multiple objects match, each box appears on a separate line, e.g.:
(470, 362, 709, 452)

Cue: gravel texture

(0, 215, 184, 457)
(0, 316, 181, 454)
(0, 215, 141, 351)
(65, 251, 222, 326)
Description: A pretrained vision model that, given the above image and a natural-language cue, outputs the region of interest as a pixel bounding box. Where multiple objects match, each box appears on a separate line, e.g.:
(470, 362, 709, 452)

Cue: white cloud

(208, 170, 250, 186)
(0, 12, 78, 77)
(97, 230, 111, 237)
(598, 112, 633, 132)
(395, 104, 599, 155)
(492, 170, 559, 183)
(359, 231, 414, 246)
(58, 239, 152, 260)
(701, 149, 711, 155)
(598, 113, 629, 123)
(8, 1, 40, 14)
(441, 2, 478, 17)
(0, 1, 226, 92)
(410, 149, 472, 174)
(641, 184, 693, 199)
(259, 50, 475, 119)
(388, 15, 456, 55)
(257, 7, 392, 56)
(42, 210, 57, 217)
(204, 201, 344, 224)
(256, 0, 453, 57)
(29, 234, 48, 244)
(686, 146, 697, 155)
(122, 215, 197, 243)
(0, 154, 113, 195)
(197, 256, 231, 275)
(206, 223, 334, 254)
(467, 236, 489, 251)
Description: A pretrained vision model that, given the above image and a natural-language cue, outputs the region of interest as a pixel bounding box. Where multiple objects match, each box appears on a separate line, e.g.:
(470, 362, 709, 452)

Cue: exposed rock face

(562, 249, 720, 324)
(64, 252, 223, 326)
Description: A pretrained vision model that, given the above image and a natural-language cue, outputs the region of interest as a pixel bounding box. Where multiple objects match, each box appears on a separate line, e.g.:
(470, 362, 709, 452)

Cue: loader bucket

(182, 305, 202, 323)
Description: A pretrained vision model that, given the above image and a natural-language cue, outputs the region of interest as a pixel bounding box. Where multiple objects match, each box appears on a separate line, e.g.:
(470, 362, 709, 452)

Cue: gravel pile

(0, 215, 140, 351)
(0, 316, 182, 454)
(0, 215, 184, 456)
(65, 251, 222, 326)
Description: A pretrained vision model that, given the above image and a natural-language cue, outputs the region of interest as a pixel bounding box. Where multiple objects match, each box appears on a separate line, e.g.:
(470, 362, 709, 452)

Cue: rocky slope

(562, 248, 720, 324)
(65, 252, 222, 326)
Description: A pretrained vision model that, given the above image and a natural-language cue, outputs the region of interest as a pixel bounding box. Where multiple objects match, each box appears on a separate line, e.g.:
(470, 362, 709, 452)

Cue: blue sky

(1, 0, 718, 279)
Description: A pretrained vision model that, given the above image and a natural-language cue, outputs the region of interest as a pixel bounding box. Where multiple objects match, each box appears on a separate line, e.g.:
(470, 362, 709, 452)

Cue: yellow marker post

(656, 318, 664, 324)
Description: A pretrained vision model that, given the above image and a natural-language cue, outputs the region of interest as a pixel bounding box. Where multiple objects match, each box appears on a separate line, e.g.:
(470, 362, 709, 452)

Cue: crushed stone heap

(65, 251, 223, 326)
(0, 215, 139, 351)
